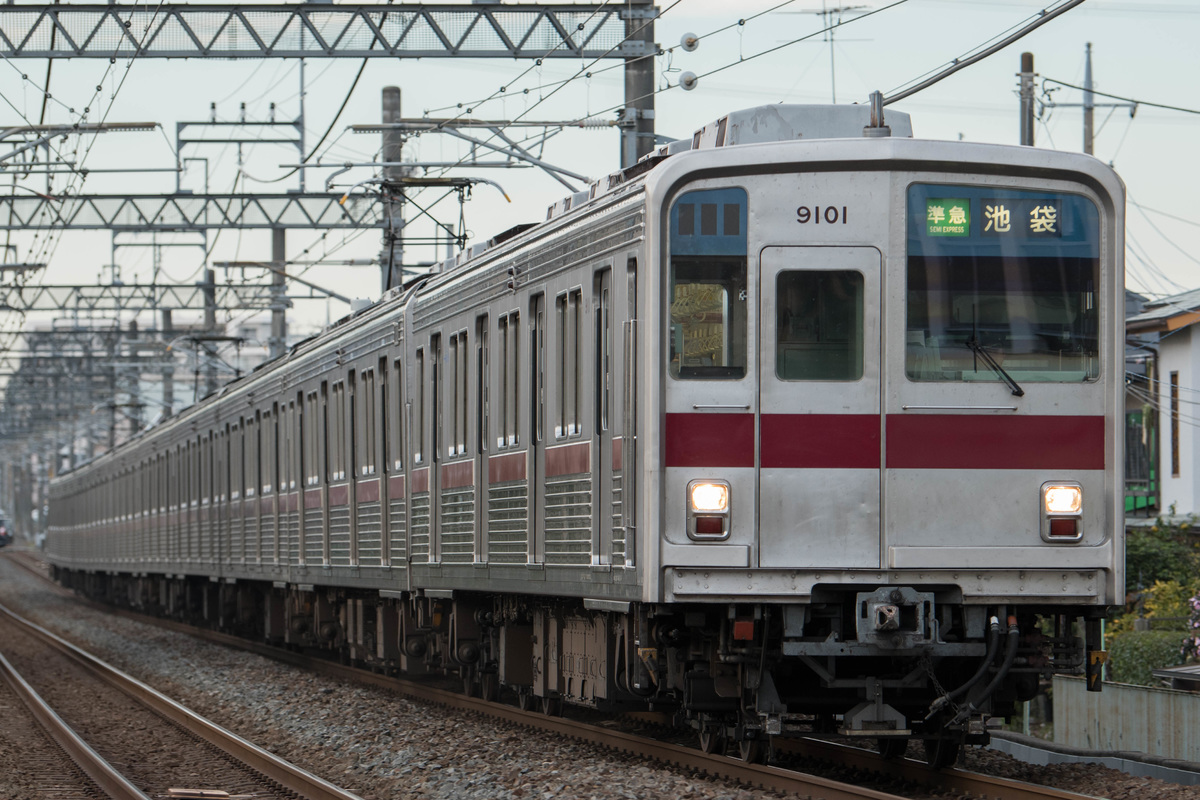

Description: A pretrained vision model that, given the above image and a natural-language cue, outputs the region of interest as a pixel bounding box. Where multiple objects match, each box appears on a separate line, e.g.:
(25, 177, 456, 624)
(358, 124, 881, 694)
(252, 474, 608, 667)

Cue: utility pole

(1019, 52, 1035, 146)
(161, 309, 175, 417)
(620, 0, 657, 168)
(1039, 44, 1136, 157)
(269, 228, 288, 360)
(1083, 42, 1094, 155)
(381, 87, 406, 291)
(805, 3, 867, 104)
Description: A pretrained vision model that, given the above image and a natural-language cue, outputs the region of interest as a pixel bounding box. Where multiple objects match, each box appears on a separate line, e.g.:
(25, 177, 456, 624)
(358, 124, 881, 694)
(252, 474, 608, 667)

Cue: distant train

(46, 100, 1125, 767)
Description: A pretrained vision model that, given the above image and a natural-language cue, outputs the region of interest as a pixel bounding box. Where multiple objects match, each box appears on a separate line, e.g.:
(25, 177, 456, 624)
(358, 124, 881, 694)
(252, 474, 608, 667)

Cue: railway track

(0, 594, 366, 800)
(3, 550, 1103, 800)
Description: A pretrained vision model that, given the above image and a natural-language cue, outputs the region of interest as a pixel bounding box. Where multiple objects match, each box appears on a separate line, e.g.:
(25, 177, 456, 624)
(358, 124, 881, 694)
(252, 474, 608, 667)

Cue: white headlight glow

(690, 482, 729, 512)
(1044, 485, 1083, 515)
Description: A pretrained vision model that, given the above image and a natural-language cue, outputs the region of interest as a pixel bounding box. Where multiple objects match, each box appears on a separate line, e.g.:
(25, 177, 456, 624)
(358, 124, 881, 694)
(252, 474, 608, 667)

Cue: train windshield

(668, 187, 749, 379)
(905, 184, 1101, 383)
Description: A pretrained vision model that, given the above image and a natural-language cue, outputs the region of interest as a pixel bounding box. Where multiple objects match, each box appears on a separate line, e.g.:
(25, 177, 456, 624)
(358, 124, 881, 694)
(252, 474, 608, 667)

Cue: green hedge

(1107, 630, 1187, 686)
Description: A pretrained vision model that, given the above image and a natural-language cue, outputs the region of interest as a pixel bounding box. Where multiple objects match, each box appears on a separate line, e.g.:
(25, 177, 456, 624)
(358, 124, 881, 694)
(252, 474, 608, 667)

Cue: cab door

(757, 246, 882, 569)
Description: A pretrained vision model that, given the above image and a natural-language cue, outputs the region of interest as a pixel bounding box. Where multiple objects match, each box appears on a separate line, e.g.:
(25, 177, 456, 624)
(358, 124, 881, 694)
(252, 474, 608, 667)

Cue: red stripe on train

(665, 412, 1105, 470)
(546, 441, 590, 477)
(886, 415, 1105, 470)
(356, 477, 380, 504)
(761, 414, 880, 469)
(442, 460, 474, 489)
(488, 451, 527, 483)
(665, 412, 755, 468)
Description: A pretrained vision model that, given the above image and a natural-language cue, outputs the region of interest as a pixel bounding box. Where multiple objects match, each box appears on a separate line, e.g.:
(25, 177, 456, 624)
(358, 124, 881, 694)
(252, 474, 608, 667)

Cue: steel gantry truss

(0, 281, 287, 313)
(0, 2, 660, 543)
(0, 192, 379, 231)
(0, 4, 638, 60)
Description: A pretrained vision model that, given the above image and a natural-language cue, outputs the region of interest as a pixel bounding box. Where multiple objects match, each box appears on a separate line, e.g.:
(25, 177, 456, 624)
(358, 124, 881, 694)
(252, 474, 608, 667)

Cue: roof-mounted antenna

(863, 90, 891, 138)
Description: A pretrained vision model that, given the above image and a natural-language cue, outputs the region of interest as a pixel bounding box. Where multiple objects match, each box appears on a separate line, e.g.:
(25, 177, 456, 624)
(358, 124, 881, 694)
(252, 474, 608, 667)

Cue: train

(45, 99, 1125, 768)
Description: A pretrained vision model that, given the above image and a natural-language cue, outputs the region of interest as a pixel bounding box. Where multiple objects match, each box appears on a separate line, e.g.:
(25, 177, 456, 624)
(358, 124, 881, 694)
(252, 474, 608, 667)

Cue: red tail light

(1048, 518, 1078, 539)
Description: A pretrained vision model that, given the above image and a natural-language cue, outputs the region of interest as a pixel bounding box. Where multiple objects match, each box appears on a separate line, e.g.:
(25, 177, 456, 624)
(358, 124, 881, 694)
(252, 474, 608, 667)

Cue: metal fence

(1055, 675, 1200, 762)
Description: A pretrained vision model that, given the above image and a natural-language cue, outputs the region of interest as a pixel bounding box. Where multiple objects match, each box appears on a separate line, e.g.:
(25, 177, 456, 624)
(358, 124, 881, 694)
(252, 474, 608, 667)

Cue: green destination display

(925, 198, 970, 236)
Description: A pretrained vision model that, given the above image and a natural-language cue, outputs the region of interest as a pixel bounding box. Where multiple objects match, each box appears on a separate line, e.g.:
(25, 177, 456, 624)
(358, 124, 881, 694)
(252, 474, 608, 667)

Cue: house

(1125, 288, 1200, 516)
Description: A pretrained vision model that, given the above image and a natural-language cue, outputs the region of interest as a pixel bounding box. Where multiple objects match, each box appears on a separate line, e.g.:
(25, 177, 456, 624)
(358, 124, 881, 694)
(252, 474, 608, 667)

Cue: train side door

(757, 246, 882, 569)
(429, 333, 442, 563)
(593, 268, 614, 564)
(530, 292, 546, 564)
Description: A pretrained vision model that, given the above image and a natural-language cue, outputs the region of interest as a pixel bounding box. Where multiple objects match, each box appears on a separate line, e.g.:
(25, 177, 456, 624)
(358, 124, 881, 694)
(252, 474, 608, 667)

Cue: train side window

(391, 358, 404, 471)
(668, 187, 748, 379)
(305, 391, 319, 486)
(202, 435, 211, 505)
(555, 288, 583, 438)
(245, 415, 257, 498)
(448, 331, 468, 457)
(262, 408, 275, 495)
(284, 400, 297, 492)
(231, 420, 242, 500)
(496, 312, 520, 448)
(775, 270, 864, 381)
(595, 268, 612, 432)
(332, 382, 347, 481)
(361, 368, 377, 476)
(555, 295, 567, 438)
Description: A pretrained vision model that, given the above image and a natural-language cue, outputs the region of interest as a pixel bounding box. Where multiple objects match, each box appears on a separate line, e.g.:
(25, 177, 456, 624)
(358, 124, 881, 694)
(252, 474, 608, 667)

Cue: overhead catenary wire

(882, 0, 1088, 106)
(564, 0, 908, 131)
(1042, 77, 1200, 116)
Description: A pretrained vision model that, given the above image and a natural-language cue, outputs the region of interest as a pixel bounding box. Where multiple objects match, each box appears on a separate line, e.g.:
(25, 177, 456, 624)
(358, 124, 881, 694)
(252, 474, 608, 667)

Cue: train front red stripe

(666, 412, 1104, 470)
(665, 412, 755, 468)
(761, 414, 880, 469)
(886, 414, 1105, 470)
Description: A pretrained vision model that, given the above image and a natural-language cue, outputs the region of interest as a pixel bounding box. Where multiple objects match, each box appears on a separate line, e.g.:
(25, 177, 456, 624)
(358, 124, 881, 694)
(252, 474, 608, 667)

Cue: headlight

(1044, 485, 1082, 515)
(690, 482, 729, 512)
(687, 479, 731, 540)
(1041, 481, 1083, 543)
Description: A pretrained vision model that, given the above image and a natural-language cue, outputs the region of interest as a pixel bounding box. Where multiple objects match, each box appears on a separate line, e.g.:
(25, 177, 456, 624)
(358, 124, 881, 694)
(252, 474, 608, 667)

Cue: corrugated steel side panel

(1055, 675, 1200, 761)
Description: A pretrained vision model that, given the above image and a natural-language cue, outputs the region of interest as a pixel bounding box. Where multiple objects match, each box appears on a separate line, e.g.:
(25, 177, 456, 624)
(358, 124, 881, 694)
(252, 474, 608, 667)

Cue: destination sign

(907, 184, 1099, 258)
(980, 198, 1062, 238)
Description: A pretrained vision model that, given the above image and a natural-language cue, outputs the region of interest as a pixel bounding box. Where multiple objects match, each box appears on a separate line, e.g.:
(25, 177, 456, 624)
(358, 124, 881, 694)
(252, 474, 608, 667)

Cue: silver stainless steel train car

(47, 103, 1125, 767)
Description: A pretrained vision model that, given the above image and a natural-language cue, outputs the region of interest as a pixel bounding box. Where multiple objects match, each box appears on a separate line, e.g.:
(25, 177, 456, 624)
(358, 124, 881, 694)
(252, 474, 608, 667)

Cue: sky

(2, 0, 1199, 345)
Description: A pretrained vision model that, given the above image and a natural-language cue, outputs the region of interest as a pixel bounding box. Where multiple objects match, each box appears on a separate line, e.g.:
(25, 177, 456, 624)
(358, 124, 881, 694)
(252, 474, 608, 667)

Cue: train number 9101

(796, 205, 848, 225)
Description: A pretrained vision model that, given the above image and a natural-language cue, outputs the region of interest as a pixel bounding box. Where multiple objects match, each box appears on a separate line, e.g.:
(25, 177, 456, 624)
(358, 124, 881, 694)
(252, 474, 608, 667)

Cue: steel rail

(0, 599, 367, 800)
(0, 648, 150, 800)
(777, 737, 1106, 800)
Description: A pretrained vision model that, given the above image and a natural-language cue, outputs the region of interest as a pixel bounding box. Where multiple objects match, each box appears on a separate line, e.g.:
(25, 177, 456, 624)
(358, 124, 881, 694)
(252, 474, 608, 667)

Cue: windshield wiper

(966, 338, 1024, 397)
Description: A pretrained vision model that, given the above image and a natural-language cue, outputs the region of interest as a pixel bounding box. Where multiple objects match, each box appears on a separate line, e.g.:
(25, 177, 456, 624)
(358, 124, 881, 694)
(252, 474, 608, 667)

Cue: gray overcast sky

(3, 0, 1197, 336)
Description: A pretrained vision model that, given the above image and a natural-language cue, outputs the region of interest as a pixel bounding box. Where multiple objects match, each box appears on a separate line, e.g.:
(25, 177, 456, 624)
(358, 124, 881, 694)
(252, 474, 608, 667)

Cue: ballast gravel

(1, 553, 1198, 800)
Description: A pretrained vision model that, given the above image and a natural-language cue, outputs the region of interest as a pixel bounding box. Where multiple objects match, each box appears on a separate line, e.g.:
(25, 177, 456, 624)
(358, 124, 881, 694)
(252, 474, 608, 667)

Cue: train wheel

(737, 737, 767, 763)
(922, 734, 961, 769)
(515, 690, 535, 711)
(540, 696, 561, 717)
(877, 738, 909, 760)
(697, 724, 725, 754)
(480, 672, 499, 703)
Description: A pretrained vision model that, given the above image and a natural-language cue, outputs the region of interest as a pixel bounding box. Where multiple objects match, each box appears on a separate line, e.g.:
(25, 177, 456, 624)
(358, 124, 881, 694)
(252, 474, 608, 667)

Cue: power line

(571, 0, 907, 126)
(882, 0, 1087, 106)
(1042, 77, 1200, 116)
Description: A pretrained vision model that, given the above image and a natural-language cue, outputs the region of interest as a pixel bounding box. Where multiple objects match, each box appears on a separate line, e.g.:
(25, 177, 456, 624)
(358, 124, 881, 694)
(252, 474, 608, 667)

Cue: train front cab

(649, 137, 1123, 760)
